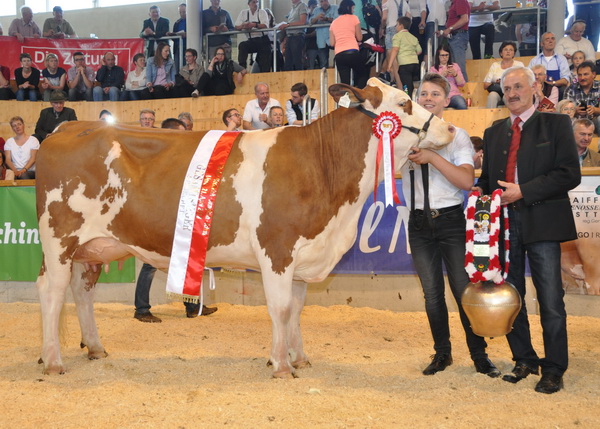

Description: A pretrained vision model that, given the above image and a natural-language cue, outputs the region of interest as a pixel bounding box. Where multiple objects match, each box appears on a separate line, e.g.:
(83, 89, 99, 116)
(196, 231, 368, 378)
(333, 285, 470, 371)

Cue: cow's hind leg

(36, 256, 73, 375)
(288, 280, 310, 369)
(70, 263, 108, 360)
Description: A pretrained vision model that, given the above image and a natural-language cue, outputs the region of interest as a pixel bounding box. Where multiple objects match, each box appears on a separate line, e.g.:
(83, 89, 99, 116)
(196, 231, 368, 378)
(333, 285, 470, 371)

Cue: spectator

(528, 32, 570, 93)
(167, 3, 187, 70)
(192, 47, 245, 97)
(555, 20, 597, 64)
(9, 6, 41, 43)
(387, 16, 422, 97)
(286, 82, 320, 125)
(573, 0, 599, 52)
(440, 0, 470, 81)
(40, 53, 67, 102)
(99, 110, 113, 122)
(556, 99, 576, 120)
(34, 91, 78, 142)
(310, 0, 339, 69)
(235, 0, 272, 73)
(140, 5, 170, 58)
(139, 109, 156, 128)
(428, 43, 466, 109)
(141, 42, 175, 100)
(1, 150, 15, 181)
(4, 116, 40, 180)
(223, 108, 243, 131)
(0, 62, 13, 100)
(243, 82, 281, 130)
(425, 0, 448, 60)
(468, 1, 499, 60)
(175, 49, 204, 98)
(122, 53, 147, 101)
(407, 0, 427, 63)
(280, 0, 309, 71)
(532, 64, 558, 112)
(161, 118, 186, 129)
(202, 0, 235, 60)
(569, 50, 586, 85)
(470, 136, 483, 169)
(515, 22, 538, 57)
(330, 0, 367, 88)
(43, 6, 76, 39)
(354, 0, 381, 38)
(483, 41, 524, 108)
(67, 51, 95, 101)
(14, 53, 40, 102)
(269, 106, 286, 128)
(178, 112, 193, 130)
(305, 0, 320, 69)
(93, 52, 125, 102)
(380, 0, 409, 85)
(565, 61, 600, 132)
(573, 118, 600, 167)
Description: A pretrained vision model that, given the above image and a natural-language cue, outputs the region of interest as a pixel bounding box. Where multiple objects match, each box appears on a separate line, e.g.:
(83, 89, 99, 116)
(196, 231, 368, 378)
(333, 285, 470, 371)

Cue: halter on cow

(35, 78, 455, 377)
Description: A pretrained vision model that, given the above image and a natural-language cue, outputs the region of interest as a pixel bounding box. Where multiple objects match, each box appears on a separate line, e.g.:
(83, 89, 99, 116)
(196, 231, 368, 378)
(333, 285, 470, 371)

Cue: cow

(561, 239, 600, 295)
(35, 78, 455, 378)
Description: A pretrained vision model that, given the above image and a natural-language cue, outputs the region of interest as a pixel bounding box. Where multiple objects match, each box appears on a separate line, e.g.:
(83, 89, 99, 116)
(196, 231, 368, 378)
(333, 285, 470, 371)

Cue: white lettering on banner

(359, 202, 410, 254)
(0, 222, 40, 245)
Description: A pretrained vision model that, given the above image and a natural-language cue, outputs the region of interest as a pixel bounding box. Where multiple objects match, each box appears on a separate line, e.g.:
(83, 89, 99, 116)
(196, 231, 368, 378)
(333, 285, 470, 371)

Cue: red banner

(0, 36, 145, 77)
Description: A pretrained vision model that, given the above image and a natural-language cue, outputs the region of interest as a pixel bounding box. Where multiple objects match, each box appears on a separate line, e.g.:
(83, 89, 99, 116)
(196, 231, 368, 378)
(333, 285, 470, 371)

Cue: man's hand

(497, 180, 523, 204)
(407, 147, 435, 165)
(143, 27, 154, 36)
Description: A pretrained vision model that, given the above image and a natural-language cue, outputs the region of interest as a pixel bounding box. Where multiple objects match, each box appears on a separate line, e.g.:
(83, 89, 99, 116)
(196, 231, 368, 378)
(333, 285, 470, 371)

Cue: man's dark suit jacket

(140, 17, 170, 57)
(476, 111, 581, 245)
(34, 107, 78, 142)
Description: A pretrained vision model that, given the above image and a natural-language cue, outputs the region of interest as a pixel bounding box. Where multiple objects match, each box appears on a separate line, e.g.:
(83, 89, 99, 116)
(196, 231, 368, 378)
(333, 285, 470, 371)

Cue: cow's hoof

(88, 349, 108, 360)
(272, 370, 297, 379)
(266, 359, 272, 367)
(43, 363, 65, 375)
(292, 359, 311, 369)
(37, 357, 43, 364)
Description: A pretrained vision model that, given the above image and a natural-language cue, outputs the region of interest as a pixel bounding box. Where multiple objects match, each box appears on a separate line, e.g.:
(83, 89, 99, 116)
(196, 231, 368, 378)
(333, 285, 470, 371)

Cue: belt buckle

(430, 208, 440, 219)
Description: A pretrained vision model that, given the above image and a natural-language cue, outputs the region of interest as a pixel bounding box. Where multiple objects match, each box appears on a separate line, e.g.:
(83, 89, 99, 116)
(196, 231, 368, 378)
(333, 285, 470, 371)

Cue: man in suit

(140, 5, 170, 58)
(33, 90, 77, 142)
(475, 66, 581, 394)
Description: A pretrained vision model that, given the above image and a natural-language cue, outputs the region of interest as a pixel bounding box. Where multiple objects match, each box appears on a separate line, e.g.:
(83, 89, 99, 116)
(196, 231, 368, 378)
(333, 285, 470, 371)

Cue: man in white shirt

(235, 0, 272, 73)
(285, 82, 320, 126)
(243, 82, 281, 130)
(468, 1, 500, 60)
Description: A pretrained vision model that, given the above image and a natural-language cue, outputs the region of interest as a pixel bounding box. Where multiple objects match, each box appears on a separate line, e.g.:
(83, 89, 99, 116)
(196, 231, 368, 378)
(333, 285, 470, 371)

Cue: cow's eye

(398, 101, 406, 107)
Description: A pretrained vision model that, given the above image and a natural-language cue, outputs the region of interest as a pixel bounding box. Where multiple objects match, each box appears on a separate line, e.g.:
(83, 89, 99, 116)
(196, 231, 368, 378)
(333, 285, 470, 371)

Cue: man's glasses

(228, 113, 241, 118)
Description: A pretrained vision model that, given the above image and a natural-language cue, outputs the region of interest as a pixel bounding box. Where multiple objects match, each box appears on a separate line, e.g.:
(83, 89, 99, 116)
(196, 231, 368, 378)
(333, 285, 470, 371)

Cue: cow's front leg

(288, 280, 310, 369)
(70, 263, 107, 360)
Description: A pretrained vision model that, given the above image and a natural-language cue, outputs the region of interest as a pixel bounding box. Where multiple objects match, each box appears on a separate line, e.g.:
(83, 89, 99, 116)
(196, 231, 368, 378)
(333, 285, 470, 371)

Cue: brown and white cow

(35, 78, 455, 377)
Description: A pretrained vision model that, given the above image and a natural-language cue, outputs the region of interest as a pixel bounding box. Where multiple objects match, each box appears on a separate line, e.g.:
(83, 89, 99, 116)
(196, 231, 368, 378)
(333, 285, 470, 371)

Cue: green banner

(0, 186, 135, 282)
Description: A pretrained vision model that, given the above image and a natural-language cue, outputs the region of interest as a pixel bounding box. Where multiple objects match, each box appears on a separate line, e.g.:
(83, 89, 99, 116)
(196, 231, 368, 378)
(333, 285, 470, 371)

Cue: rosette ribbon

(372, 111, 402, 206)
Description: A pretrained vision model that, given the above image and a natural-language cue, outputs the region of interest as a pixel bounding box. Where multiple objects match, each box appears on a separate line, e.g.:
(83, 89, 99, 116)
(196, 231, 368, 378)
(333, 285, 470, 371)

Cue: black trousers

(334, 51, 368, 88)
(469, 23, 495, 59)
(238, 35, 271, 73)
(398, 63, 420, 98)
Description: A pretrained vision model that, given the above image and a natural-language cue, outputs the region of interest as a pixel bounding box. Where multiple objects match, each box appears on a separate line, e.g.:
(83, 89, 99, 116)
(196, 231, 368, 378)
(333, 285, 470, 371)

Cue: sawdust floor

(0, 302, 599, 428)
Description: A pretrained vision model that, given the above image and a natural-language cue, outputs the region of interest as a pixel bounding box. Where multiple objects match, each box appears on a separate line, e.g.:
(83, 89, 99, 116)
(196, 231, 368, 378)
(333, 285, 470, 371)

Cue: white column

(546, 0, 566, 39)
(187, 0, 202, 58)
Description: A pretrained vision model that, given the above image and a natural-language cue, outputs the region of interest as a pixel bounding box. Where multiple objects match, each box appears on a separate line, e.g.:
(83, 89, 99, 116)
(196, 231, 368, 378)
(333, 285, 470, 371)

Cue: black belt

(413, 204, 462, 219)
(451, 29, 468, 34)
(337, 49, 358, 54)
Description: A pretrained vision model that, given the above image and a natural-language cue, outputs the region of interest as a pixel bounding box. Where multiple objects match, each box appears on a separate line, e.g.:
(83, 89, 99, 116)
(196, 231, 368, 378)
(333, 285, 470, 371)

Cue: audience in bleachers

(223, 108, 242, 131)
(532, 64, 558, 112)
(178, 112, 193, 130)
(388, 16, 422, 98)
(40, 53, 67, 102)
(555, 20, 597, 64)
(122, 53, 147, 101)
(573, 118, 600, 167)
(4, 116, 40, 180)
(202, 0, 234, 59)
(285, 82, 320, 125)
(556, 99, 576, 121)
(141, 42, 176, 100)
(192, 47, 246, 97)
(8, 6, 41, 42)
(528, 32, 570, 94)
(1, 150, 15, 181)
(175, 49, 204, 98)
(67, 51, 95, 101)
(565, 61, 600, 132)
(141, 5, 170, 58)
(93, 52, 125, 102)
(483, 41, 523, 108)
(243, 82, 281, 130)
(235, 0, 272, 73)
(268, 105, 286, 128)
(429, 43, 466, 109)
(34, 91, 78, 142)
(569, 50, 585, 86)
(14, 53, 40, 102)
(43, 6, 76, 39)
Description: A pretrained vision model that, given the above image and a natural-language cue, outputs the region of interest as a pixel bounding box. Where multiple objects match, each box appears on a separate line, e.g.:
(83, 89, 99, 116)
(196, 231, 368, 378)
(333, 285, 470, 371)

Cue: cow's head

(329, 78, 455, 168)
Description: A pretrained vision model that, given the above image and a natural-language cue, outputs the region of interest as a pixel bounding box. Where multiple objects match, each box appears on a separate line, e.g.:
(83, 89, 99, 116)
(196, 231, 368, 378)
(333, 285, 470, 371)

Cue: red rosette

(372, 111, 402, 139)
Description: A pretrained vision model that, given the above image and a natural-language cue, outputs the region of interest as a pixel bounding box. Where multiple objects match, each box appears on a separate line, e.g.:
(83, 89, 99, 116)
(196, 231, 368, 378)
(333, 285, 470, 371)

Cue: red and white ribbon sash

(166, 130, 238, 303)
(372, 111, 401, 206)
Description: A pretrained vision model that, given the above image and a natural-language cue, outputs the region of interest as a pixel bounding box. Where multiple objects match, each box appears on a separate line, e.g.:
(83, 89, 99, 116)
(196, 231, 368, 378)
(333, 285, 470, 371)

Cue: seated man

(573, 118, 600, 167)
(269, 105, 286, 128)
(67, 51, 95, 101)
(285, 82, 320, 126)
(235, 0, 271, 73)
(223, 108, 242, 131)
(33, 91, 77, 142)
(178, 112, 193, 130)
(242, 82, 281, 130)
(42, 6, 76, 38)
(565, 61, 600, 132)
(139, 109, 156, 128)
(93, 52, 125, 102)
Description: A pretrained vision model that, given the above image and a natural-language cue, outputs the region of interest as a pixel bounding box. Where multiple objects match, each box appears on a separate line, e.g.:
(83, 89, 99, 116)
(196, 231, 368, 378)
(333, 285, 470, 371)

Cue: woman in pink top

(429, 44, 467, 110)
(329, 0, 368, 88)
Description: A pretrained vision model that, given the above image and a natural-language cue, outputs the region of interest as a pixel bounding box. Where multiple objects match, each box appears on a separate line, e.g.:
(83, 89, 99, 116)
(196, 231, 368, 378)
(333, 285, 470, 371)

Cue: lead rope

(409, 162, 430, 231)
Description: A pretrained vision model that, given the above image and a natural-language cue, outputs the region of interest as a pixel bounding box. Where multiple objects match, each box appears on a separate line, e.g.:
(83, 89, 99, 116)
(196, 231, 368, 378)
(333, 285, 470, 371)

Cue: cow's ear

(329, 84, 364, 106)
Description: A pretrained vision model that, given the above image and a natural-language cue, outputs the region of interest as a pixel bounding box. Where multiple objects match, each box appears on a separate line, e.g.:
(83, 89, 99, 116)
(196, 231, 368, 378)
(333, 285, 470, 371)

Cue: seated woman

(192, 47, 246, 97)
(40, 53, 67, 101)
(174, 48, 204, 98)
(15, 53, 40, 101)
(556, 99, 577, 121)
(1, 150, 15, 181)
(532, 64, 558, 112)
(141, 42, 175, 100)
(122, 53, 147, 101)
(3, 116, 40, 180)
(569, 50, 585, 86)
(429, 43, 467, 110)
(483, 41, 524, 108)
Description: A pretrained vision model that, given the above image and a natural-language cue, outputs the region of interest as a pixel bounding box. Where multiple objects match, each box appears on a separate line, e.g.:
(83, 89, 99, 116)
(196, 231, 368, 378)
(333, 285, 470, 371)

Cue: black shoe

(502, 363, 539, 383)
(474, 357, 501, 378)
(186, 304, 218, 318)
(535, 373, 563, 394)
(134, 311, 162, 323)
(422, 353, 452, 375)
